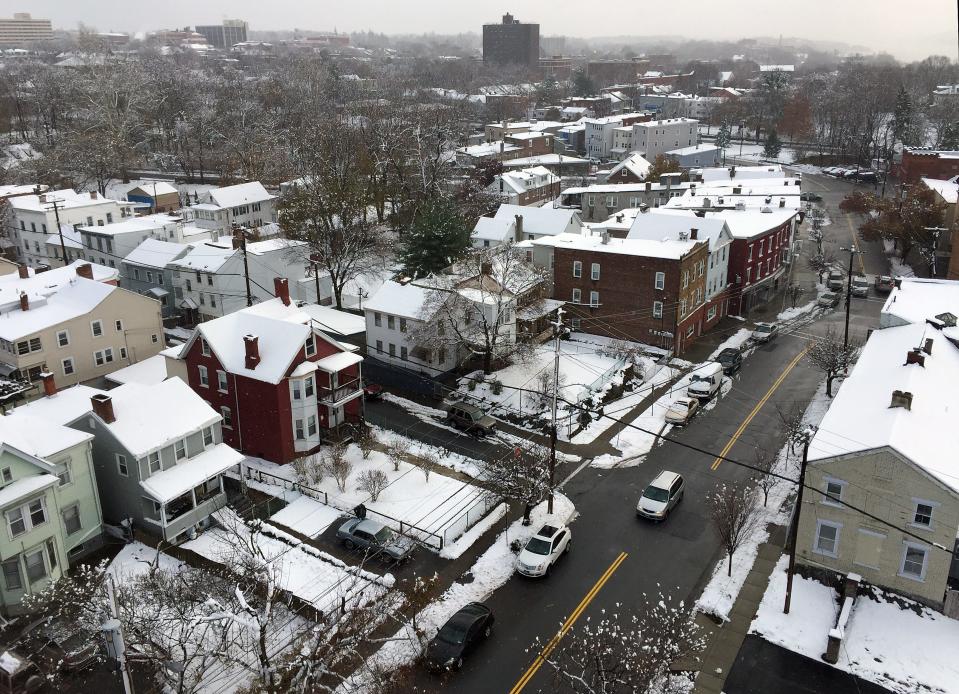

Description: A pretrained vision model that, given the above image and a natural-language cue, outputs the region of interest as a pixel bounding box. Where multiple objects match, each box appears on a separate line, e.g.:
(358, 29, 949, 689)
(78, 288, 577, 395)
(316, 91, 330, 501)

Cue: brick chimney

(232, 234, 243, 250)
(514, 214, 524, 239)
(923, 338, 934, 355)
(17, 265, 28, 279)
(889, 390, 913, 410)
(273, 277, 290, 306)
(19, 292, 28, 311)
(690, 228, 698, 240)
(645, 180, 652, 192)
(894, 277, 902, 289)
(905, 349, 925, 367)
(76, 263, 93, 280)
(40, 372, 56, 397)
(89, 191, 98, 200)
(244, 334, 260, 369)
(91, 393, 116, 423)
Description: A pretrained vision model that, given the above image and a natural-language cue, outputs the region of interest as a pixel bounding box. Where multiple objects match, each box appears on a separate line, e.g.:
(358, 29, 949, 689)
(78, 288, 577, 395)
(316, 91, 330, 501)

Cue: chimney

(38, 193, 47, 204)
(481, 261, 493, 275)
(273, 277, 290, 306)
(76, 263, 93, 280)
(91, 393, 116, 423)
(729, 165, 736, 178)
(89, 191, 98, 200)
(19, 292, 28, 312)
(232, 234, 243, 250)
(690, 228, 698, 240)
(889, 390, 913, 410)
(601, 229, 610, 244)
(645, 180, 652, 192)
(17, 264, 28, 279)
(244, 334, 260, 369)
(779, 197, 786, 208)
(514, 214, 524, 239)
(923, 337, 934, 355)
(905, 349, 925, 367)
(894, 277, 902, 289)
(40, 372, 56, 397)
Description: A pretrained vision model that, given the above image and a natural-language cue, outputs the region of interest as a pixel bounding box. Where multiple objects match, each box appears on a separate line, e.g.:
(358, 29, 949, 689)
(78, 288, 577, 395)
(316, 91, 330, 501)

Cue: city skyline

(2, 0, 955, 62)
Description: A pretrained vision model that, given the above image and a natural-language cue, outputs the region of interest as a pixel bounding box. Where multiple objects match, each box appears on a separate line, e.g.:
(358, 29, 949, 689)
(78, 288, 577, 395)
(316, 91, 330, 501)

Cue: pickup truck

(874, 275, 895, 293)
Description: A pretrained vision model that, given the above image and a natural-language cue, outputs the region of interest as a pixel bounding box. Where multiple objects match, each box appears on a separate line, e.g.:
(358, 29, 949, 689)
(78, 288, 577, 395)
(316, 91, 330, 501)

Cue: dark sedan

(425, 602, 494, 672)
(715, 347, 743, 375)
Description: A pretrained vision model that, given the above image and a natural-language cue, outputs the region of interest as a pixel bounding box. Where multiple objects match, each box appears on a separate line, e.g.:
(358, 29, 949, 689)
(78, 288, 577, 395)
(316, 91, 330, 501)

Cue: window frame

(116, 453, 129, 477)
(654, 271, 665, 290)
(571, 288, 582, 304)
(217, 370, 228, 393)
(91, 320, 103, 338)
(572, 260, 582, 278)
(813, 519, 842, 558)
(898, 541, 929, 582)
(910, 498, 938, 530)
(198, 365, 209, 387)
(57, 330, 70, 347)
(590, 262, 600, 280)
(652, 301, 663, 318)
(822, 477, 847, 507)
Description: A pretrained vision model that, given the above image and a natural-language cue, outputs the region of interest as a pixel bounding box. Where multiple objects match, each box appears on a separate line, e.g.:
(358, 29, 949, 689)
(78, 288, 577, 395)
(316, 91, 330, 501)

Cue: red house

(174, 278, 364, 464)
(721, 209, 797, 315)
(898, 148, 959, 184)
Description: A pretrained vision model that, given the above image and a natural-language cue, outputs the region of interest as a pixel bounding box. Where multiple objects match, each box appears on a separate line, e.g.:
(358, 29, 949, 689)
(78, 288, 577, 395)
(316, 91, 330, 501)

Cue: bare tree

(419, 451, 438, 483)
(806, 327, 860, 397)
(752, 448, 776, 507)
(484, 445, 551, 524)
(357, 469, 389, 502)
(322, 442, 353, 492)
(807, 251, 836, 285)
(708, 482, 765, 577)
(293, 453, 324, 487)
(541, 593, 706, 694)
(776, 402, 807, 458)
(784, 284, 805, 309)
(385, 440, 406, 472)
(354, 425, 377, 460)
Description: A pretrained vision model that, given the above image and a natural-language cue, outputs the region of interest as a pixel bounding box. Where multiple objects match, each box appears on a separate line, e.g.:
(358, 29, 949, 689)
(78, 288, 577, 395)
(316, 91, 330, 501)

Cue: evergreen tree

(893, 85, 913, 145)
(398, 197, 472, 279)
(762, 129, 783, 160)
(941, 121, 959, 150)
(572, 68, 596, 97)
(715, 122, 732, 164)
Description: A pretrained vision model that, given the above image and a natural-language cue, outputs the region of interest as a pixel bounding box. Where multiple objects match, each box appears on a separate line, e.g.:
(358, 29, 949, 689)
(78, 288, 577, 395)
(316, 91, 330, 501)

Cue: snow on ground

(727, 143, 797, 164)
(107, 540, 184, 581)
(438, 502, 507, 560)
(708, 328, 752, 359)
(343, 495, 576, 690)
(889, 255, 915, 278)
(788, 163, 824, 175)
(777, 299, 819, 322)
(751, 559, 959, 694)
(372, 425, 483, 477)
(268, 494, 345, 539)
(696, 379, 833, 621)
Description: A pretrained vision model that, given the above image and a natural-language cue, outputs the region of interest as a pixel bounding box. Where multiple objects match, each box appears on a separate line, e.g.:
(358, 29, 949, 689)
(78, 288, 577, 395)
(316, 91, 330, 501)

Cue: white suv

(516, 523, 571, 577)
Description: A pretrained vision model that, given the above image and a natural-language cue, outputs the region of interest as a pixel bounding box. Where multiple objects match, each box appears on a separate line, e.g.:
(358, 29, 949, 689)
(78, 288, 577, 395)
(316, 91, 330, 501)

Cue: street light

(839, 245, 862, 351)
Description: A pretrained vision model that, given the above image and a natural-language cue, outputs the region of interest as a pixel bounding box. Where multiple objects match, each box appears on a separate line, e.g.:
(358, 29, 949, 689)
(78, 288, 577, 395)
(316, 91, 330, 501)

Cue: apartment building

(584, 113, 652, 161)
(0, 13, 52, 47)
(122, 239, 190, 320)
(632, 118, 699, 160)
(187, 182, 278, 237)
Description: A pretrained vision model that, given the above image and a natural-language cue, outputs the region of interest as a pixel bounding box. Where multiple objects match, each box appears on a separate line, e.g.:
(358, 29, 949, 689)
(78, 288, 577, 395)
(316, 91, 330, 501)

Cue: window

(1, 468, 11, 484)
(203, 426, 214, 446)
(571, 318, 581, 329)
(217, 370, 228, 392)
(106, 212, 113, 223)
(94, 348, 113, 366)
(589, 291, 599, 307)
(147, 450, 161, 473)
(62, 505, 81, 535)
(220, 406, 233, 428)
(57, 330, 69, 347)
(707, 306, 717, 321)
(198, 365, 209, 387)
(292, 381, 302, 400)
(115, 320, 123, 332)
(401, 346, 408, 360)
(652, 301, 663, 318)
(62, 358, 75, 376)
(2, 559, 21, 591)
(26, 497, 46, 528)
(912, 500, 936, 528)
(199, 293, 205, 306)
(375, 340, 383, 354)
(207, 274, 213, 286)
(295, 419, 305, 440)
(573, 261, 582, 278)
(654, 272, 665, 290)
(813, 519, 841, 557)
(374, 312, 382, 327)
(388, 343, 395, 357)
(200, 338, 210, 356)
(400, 318, 407, 333)
(56, 465, 71, 486)
(174, 439, 186, 460)
(28, 337, 41, 353)
(91, 320, 103, 337)
(307, 415, 317, 436)
(591, 263, 600, 280)
(305, 333, 316, 356)
(899, 543, 929, 581)
(119, 347, 127, 360)
(6, 507, 25, 537)
(186, 279, 192, 292)
(823, 477, 846, 507)
(387, 315, 395, 330)
(195, 270, 201, 282)
(24, 549, 46, 584)
(305, 377, 314, 398)
(152, 334, 159, 344)
(572, 288, 582, 303)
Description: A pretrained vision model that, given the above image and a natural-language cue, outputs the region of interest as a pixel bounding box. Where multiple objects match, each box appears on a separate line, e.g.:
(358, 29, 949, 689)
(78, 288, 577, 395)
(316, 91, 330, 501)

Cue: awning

(140, 443, 244, 504)
(179, 297, 198, 310)
(314, 351, 363, 374)
(147, 287, 170, 298)
(517, 299, 565, 322)
(0, 362, 16, 377)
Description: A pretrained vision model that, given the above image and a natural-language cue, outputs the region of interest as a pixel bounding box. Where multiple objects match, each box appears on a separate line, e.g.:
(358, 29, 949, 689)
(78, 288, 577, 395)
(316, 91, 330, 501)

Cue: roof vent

(889, 390, 913, 410)
(760, 206, 773, 213)
(922, 338, 934, 355)
(905, 349, 925, 367)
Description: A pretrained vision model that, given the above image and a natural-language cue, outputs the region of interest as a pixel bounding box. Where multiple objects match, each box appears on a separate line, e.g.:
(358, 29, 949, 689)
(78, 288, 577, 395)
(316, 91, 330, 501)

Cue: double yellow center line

(711, 346, 810, 470)
(508, 551, 628, 694)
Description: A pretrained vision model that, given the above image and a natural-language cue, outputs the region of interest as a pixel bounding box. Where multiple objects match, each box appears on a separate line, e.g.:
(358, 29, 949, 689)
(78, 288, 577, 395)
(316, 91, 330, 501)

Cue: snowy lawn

(107, 540, 184, 581)
(695, 379, 834, 621)
(342, 494, 577, 690)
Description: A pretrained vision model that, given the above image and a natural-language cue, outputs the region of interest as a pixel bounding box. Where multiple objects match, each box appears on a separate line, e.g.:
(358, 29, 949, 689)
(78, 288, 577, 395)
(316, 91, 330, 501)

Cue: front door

(330, 405, 344, 428)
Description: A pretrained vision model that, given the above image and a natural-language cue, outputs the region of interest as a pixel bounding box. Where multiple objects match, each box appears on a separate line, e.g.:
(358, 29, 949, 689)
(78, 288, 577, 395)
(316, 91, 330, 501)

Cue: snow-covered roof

(667, 143, 720, 157)
(245, 238, 305, 256)
(492, 204, 581, 238)
(627, 210, 731, 248)
(759, 64, 794, 72)
(364, 280, 436, 320)
(921, 177, 959, 204)
(0, 474, 58, 510)
(7, 384, 102, 425)
(0, 184, 46, 199)
(314, 351, 363, 373)
(297, 304, 366, 337)
(532, 231, 700, 260)
(457, 141, 522, 157)
(494, 166, 557, 195)
(632, 117, 698, 129)
(105, 354, 168, 386)
(123, 238, 188, 269)
(0, 413, 92, 459)
(473, 216, 515, 243)
(206, 181, 275, 209)
(502, 154, 589, 168)
(127, 181, 178, 197)
(8, 188, 123, 213)
(699, 165, 785, 182)
(607, 153, 652, 180)
(79, 212, 180, 236)
(167, 241, 235, 272)
(0, 274, 117, 341)
(45, 224, 82, 249)
(561, 181, 693, 195)
(140, 443, 243, 503)
(808, 323, 959, 493)
(99, 379, 220, 458)
(881, 278, 959, 342)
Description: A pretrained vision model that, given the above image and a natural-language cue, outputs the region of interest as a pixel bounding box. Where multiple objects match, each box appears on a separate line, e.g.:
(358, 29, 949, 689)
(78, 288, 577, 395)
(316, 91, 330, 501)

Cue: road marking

(710, 346, 810, 471)
(845, 215, 866, 274)
(508, 551, 628, 694)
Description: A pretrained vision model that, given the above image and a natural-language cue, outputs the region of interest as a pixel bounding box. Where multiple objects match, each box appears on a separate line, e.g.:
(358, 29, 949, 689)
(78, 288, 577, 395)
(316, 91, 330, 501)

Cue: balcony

(317, 377, 362, 405)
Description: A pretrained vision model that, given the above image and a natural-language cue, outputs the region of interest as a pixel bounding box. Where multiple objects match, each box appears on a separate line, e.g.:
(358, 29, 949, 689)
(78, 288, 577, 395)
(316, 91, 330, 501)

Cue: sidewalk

(691, 524, 788, 694)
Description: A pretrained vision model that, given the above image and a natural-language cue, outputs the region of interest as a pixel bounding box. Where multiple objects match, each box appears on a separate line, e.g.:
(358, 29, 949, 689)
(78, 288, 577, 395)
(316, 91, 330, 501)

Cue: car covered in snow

(817, 291, 841, 308)
(851, 275, 870, 297)
(664, 397, 700, 425)
(425, 602, 494, 671)
(750, 322, 779, 343)
(827, 270, 845, 290)
(516, 523, 571, 577)
(336, 518, 415, 562)
(636, 470, 685, 521)
(686, 361, 724, 399)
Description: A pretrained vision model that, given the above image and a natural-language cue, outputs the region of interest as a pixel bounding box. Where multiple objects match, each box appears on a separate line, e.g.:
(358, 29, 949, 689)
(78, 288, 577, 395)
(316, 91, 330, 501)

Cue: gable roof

(167, 241, 235, 272)
(626, 209, 730, 247)
(123, 238, 189, 269)
(0, 275, 117, 341)
(206, 181, 274, 209)
(0, 414, 92, 460)
(494, 166, 557, 195)
(6, 384, 103, 425)
(808, 323, 959, 494)
(127, 181, 178, 197)
(492, 204, 582, 238)
(472, 216, 515, 243)
(880, 278, 959, 343)
(921, 177, 959, 204)
(607, 153, 652, 180)
(364, 279, 438, 321)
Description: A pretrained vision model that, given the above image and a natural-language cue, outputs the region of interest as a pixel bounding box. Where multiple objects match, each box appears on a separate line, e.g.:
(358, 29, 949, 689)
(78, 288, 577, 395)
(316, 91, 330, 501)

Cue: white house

(631, 118, 699, 160)
(187, 182, 278, 237)
(584, 113, 649, 161)
(487, 166, 560, 206)
(472, 204, 584, 248)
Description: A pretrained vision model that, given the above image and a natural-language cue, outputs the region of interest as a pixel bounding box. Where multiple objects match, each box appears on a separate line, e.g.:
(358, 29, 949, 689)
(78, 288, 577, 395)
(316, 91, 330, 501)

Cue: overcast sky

(4, 0, 956, 62)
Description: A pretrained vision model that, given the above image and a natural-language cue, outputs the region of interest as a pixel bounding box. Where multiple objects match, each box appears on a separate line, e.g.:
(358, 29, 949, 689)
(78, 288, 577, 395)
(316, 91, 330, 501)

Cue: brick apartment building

(482, 13, 539, 67)
(721, 209, 796, 314)
(532, 232, 709, 354)
(898, 148, 959, 183)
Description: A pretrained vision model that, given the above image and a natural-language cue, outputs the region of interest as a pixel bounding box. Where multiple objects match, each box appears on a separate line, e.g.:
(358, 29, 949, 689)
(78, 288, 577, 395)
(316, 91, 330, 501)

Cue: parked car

(799, 192, 823, 202)
(827, 270, 845, 290)
(0, 650, 43, 694)
(665, 397, 699, 425)
(817, 291, 841, 308)
(516, 523, 571, 577)
(686, 361, 724, 399)
(851, 275, 870, 297)
(875, 275, 895, 293)
(751, 322, 779, 343)
(853, 171, 879, 184)
(445, 401, 496, 436)
(336, 518, 415, 562)
(715, 347, 743, 375)
(362, 381, 384, 400)
(636, 470, 685, 521)
(425, 603, 494, 671)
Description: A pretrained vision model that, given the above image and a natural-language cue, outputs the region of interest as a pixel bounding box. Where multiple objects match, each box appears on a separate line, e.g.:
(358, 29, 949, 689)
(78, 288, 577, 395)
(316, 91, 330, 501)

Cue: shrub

(491, 379, 503, 395)
(357, 469, 389, 502)
(321, 442, 352, 492)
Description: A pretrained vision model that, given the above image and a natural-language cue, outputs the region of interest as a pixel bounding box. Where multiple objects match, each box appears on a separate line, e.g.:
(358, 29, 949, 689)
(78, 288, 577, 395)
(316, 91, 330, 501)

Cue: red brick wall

(727, 219, 793, 314)
(899, 151, 959, 183)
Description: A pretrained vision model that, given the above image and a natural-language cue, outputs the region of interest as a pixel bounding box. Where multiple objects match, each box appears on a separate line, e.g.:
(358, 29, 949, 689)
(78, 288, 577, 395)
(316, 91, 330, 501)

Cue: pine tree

(893, 85, 913, 145)
(762, 129, 783, 160)
(715, 122, 732, 165)
(572, 68, 596, 97)
(398, 197, 472, 279)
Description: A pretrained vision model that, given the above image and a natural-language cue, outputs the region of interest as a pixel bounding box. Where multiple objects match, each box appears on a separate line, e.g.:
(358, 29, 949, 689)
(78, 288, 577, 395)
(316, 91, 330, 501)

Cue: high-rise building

(483, 13, 539, 67)
(0, 12, 53, 47)
(195, 19, 248, 49)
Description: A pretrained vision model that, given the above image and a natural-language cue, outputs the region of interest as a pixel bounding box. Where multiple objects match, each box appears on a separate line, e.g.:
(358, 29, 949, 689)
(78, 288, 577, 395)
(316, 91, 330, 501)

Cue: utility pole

(839, 246, 860, 352)
(102, 574, 135, 694)
(44, 197, 68, 265)
(923, 226, 947, 277)
(309, 253, 322, 304)
(234, 226, 253, 306)
(547, 306, 566, 515)
(784, 433, 811, 614)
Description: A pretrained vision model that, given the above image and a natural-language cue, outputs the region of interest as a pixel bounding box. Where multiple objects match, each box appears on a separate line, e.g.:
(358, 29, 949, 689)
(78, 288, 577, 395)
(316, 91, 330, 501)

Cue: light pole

(547, 306, 567, 515)
(839, 246, 862, 352)
(923, 226, 947, 277)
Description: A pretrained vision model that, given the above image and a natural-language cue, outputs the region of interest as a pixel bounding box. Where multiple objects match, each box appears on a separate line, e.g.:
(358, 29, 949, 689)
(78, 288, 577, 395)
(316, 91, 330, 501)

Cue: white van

(686, 362, 724, 400)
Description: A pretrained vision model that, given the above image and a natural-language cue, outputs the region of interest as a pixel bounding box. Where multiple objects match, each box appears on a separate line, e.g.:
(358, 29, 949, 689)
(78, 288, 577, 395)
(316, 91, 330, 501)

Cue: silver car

(336, 518, 415, 561)
(636, 470, 685, 521)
